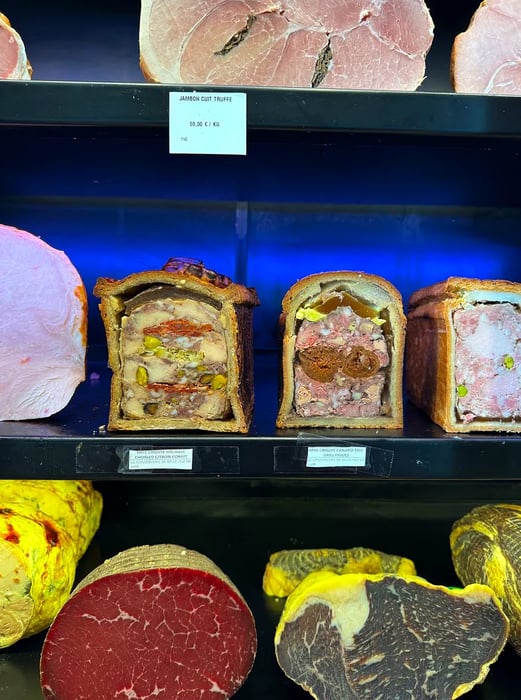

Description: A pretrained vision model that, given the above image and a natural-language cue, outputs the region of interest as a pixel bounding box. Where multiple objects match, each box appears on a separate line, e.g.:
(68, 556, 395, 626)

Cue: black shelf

(1, 80, 521, 138)
(1, 354, 520, 481)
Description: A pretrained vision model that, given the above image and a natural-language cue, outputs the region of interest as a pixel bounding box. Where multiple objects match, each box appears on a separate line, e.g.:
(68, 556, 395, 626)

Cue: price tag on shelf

(306, 445, 368, 469)
(169, 92, 247, 155)
(127, 448, 193, 471)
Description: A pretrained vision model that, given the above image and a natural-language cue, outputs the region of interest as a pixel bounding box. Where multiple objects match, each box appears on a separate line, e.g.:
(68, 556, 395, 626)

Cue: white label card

(306, 446, 368, 469)
(169, 92, 247, 155)
(128, 448, 193, 471)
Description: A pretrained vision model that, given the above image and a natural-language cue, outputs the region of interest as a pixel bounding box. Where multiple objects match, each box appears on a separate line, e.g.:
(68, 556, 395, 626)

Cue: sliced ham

(40, 544, 257, 700)
(140, 0, 434, 90)
(0, 225, 87, 420)
(452, 0, 521, 95)
(0, 13, 31, 80)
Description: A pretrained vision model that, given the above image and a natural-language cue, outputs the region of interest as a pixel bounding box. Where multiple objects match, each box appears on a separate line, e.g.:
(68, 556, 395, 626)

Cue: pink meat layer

(140, 0, 434, 90)
(0, 225, 86, 420)
(454, 302, 521, 423)
(0, 15, 31, 79)
(294, 306, 389, 418)
(40, 568, 257, 700)
(452, 0, 521, 95)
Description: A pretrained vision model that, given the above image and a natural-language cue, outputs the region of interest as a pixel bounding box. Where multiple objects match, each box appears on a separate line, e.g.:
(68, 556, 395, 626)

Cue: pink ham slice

(0, 13, 31, 80)
(0, 225, 86, 420)
(452, 0, 521, 95)
(40, 544, 257, 700)
(139, 0, 434, 90)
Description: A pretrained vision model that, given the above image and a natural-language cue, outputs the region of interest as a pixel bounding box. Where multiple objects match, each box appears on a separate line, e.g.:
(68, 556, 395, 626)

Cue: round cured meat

(0, 225, 87, 420)
(40, 544, 257, 700)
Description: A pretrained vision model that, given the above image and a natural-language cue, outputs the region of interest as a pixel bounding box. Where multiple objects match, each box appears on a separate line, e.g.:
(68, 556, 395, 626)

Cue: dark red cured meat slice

(40, 549, 257, 700)
(0, 14, 31, 80)
(139, 0, 434, 90)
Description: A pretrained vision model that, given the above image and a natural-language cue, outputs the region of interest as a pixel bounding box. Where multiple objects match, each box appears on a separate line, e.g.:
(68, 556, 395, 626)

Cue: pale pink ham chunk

(452, 0, 521, 95)
(453, 303, 521, 423)
(0, 13, 31, 80)
(140, 0, 434, 90)
(0, 225, 87, 420)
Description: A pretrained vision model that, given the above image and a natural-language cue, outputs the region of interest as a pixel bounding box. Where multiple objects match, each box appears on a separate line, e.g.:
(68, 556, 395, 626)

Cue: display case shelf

(1, 80, 521, 139)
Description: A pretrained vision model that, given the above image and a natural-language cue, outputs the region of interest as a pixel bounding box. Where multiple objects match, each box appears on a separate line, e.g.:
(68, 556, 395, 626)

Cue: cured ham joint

(215, 13, 258, 55)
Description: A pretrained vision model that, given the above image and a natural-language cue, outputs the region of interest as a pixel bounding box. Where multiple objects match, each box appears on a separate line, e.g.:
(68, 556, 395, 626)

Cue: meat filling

(119, 290, 231, 420)
(293, 292, 390, 418)
(454, 302, 521, 423)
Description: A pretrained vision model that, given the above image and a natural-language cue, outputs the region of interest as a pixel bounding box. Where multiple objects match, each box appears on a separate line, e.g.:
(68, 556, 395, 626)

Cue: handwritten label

(169, 92, 247, 155)
(127, 448, 193, 471)
(306, 446, 368, 469)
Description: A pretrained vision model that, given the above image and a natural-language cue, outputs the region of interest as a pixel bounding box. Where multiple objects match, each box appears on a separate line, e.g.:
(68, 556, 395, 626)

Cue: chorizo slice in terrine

(94, 258, 259, 433)
(406, 276, 521, 432)
(0, 224, 87, 420)
(276, 271, 406, 429)
(275, 570, 508, 700)
(40, 544, 257, 700)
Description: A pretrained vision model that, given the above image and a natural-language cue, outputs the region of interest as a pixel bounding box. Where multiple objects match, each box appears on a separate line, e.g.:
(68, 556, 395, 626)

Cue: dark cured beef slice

(276, 577, 507, 700)
(41, 568, 256, 700)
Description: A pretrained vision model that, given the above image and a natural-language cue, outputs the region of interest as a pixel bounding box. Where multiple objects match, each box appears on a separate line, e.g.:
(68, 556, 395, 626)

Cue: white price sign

(169, 92, 247, 155)
(127, 448, 193, 471)
(306, 446, 368, 469)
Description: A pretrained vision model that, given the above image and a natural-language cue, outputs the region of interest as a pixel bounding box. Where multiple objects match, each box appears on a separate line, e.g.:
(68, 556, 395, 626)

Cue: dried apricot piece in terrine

(275, 570, 508, 700)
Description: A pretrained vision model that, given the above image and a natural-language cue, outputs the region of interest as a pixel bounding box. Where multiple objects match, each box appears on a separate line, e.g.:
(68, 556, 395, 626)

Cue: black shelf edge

(1, 359, 521, 480)
(1, 81, 521, 137)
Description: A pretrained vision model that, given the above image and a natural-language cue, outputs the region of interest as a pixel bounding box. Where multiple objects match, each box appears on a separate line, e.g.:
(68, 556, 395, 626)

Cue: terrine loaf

(276, 271, 406, 429)
(275, 570, 508, 700)
(263, 546, 416, 598)
(0, 480, 102, 648)
(406, 276, 521, 432)
(40, 544, 257, 700)
(451, 503, 521, 656)
(94, 258, 259, 432)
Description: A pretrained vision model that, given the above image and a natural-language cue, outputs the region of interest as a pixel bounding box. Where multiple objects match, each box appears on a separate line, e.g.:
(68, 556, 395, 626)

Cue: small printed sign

(169, 91, 247, 155)
(306, 445, 368, 469)
(127, 448, 193, 471)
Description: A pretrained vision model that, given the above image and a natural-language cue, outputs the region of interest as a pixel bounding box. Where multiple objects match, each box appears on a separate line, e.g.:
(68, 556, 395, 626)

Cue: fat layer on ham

(452, 0, 521, 95)
(0, 225, 87, 420)
(453, 302, 521, 423)
(140, 0, 434, 90)
(0, 13, 31, 80)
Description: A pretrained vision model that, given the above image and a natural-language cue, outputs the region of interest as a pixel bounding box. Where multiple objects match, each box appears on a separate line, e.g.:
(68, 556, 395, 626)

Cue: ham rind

(0, 13, 31, 80)
(452, 0, 521, 95)
(139, 0, 434, 90)
(453, 303, 521, 423)
(40, 544, 257, 700)
(0, 225, 87, 420)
